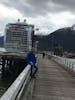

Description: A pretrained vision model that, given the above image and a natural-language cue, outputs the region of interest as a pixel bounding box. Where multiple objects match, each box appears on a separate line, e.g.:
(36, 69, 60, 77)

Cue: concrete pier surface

(31, 55, 75, 100)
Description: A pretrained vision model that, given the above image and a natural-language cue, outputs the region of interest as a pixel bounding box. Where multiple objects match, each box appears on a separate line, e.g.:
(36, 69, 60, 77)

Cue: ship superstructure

(4, 20, 34, 52)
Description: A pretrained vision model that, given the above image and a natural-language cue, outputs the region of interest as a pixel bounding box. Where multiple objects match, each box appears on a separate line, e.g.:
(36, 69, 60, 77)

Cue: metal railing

(0, 64, 31, 100)
(53, 55, 75, 70)
(48, 54, 75, 71)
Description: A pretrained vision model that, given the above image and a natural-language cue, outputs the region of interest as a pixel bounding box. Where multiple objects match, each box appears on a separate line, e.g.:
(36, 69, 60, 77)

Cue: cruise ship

(4, 20, 34, 52)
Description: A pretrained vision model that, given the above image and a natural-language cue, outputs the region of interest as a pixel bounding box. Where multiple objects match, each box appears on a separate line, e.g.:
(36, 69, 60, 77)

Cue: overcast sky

(0, 0, 75, 35)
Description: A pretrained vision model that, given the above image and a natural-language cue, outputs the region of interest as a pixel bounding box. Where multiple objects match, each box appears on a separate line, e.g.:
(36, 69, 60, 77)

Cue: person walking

(42, 52, 45, 58)
(26, 48, 38, 78)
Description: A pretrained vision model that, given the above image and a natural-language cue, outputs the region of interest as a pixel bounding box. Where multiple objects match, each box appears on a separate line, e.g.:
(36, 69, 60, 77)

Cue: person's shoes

(33, 76, 36, 78)
(31, 75, 36, 78)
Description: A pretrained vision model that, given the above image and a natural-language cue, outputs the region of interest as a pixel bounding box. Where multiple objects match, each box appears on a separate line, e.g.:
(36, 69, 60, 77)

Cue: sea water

(0, 48, 14, 98)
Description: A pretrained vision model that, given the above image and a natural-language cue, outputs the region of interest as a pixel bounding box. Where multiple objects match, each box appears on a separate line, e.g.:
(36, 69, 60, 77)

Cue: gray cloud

(51, 0, 75, 12)
(0, 0, 75, 35)
(0, 0, 49, 17)
(1, 0, 74, 17)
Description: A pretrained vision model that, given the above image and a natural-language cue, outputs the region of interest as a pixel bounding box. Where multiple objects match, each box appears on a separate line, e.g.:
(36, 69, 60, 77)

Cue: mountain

(35, 27, 75, 52)
(34, 35, 52, 51)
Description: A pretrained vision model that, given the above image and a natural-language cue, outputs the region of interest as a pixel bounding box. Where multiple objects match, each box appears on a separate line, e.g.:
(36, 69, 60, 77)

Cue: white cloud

(49, 12, 75, 27)
(0, 4, 23, 19)
(28, 12, 75, 34)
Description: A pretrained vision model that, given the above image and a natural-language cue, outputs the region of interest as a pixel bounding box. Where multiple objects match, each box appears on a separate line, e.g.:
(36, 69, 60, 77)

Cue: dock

(1, 54, 75, 100)
(22, 54, 75, 100)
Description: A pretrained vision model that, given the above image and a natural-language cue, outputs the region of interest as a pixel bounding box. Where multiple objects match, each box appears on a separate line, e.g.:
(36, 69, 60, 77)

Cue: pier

(1, 54, 75, 100)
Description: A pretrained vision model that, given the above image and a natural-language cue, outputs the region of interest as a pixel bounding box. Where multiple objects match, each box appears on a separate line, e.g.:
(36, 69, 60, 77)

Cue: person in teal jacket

(26, 48, 38, 78)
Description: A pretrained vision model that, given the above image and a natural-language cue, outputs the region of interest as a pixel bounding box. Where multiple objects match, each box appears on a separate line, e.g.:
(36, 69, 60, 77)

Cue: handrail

(47, 54, 75, 71)
(0, 64, 31, 100)
(52, 55, 75, 70)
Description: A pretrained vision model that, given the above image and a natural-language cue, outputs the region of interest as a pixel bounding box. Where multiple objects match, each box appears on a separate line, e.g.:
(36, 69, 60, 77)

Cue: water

(0, 76, 15, 97)
(0, 48, 26, 98)
(0, 48, 14, 97)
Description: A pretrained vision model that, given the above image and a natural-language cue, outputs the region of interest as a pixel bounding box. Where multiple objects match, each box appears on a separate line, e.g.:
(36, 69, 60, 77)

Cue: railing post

(72, 63, 74, 70)
(69, 62, 70, 68)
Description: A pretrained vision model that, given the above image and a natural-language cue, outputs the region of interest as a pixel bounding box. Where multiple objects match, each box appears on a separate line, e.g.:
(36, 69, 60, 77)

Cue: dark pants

(30, 64, 38, 77)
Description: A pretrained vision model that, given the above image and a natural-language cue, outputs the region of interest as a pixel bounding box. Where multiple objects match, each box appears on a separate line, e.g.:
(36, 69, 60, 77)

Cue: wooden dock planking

(32, 55, 75, 100)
